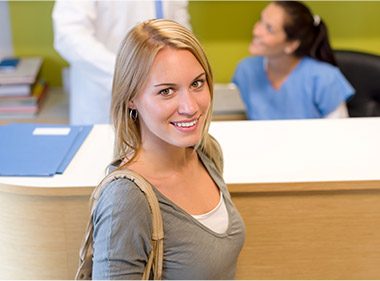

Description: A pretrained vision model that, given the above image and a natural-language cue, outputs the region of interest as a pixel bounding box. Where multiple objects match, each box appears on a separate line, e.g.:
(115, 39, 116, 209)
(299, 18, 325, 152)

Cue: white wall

(0, 1, 13, 58)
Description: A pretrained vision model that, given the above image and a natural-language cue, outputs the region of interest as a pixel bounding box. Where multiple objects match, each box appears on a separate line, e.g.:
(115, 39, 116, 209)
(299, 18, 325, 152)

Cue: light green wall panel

(189, 1, 380, 82)
(189, 1, 267, 83)
(9, 1, 380, 86)
(308, 1, 380, 39)
(9, 1, 66, 86)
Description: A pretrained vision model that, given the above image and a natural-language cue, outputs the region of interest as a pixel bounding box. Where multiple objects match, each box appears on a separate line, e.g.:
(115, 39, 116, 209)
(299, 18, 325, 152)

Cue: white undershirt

(192, 192, 229, 234)
(326, 102, 349, 118)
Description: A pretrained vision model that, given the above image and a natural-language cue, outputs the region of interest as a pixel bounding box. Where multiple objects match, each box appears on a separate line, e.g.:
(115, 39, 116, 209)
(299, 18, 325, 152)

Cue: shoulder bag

(75, 169, 164, 280)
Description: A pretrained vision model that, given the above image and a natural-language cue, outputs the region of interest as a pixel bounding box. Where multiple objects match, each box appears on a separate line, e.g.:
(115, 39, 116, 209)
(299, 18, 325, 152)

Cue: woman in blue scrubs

(233, 1, 354, 120)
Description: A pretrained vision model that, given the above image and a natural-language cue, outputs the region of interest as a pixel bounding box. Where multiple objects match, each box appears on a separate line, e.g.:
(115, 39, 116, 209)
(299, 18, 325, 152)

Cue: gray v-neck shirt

(92, 150, 246, 279)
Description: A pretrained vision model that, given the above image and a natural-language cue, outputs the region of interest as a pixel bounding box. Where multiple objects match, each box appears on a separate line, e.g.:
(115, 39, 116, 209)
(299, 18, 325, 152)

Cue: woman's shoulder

(197, 144, 225, 182)
(233, 56, 265, 83)
(238, 55, 263, 65)
(236, 56, 264, 71)
(301, 57, 340, 73)
(95, 176, 150, 213)
(298, 57, 354, 98)
(298, 57, 346, 81)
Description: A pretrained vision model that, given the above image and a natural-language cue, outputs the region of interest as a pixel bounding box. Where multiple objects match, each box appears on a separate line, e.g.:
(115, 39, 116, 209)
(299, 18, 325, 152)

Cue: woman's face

(249, 3, 291, 58)
(131, 47, 211, 151)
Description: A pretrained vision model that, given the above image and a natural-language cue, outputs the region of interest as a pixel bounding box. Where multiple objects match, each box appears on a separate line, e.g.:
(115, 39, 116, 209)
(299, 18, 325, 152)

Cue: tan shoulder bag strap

(75, 169, 164, 280)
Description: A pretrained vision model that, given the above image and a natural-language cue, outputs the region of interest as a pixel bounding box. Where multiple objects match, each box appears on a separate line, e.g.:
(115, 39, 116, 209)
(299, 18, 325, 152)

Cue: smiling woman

(131, 47, 211, 150)
(86, 19, 246, 280)
(232, 1, 355, 120)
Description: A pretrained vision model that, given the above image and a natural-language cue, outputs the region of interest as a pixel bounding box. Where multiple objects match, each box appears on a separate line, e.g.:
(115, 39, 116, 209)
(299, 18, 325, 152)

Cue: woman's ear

(285, 40, 300, 55)
(128, 101, 135, 109)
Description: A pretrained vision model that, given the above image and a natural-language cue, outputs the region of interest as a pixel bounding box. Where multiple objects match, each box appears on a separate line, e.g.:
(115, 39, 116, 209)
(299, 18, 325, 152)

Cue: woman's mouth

(171, 117, 199, 128)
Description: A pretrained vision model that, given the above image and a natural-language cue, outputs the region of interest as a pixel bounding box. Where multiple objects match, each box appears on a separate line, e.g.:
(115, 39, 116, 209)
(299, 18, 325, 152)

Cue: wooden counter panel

(233, 188, 380, 279)
(228, 180, 380, 193)
(0, 183, 94, 197)
(0, 191, 90, 279)
(2, 182, 380, 279)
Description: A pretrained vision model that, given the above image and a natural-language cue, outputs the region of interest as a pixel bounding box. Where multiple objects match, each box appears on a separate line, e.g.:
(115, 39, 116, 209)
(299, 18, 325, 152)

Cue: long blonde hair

(111, 19, 223, 173)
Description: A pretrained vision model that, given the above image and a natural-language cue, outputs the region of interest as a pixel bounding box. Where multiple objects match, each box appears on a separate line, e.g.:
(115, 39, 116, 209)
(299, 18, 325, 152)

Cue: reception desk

(1, 118, 380, 279)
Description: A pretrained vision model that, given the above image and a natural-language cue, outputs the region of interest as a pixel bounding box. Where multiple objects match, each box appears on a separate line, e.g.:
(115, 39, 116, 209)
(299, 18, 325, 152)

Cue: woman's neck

(264, 55, 301, 90)
(128, 144, 198, 176)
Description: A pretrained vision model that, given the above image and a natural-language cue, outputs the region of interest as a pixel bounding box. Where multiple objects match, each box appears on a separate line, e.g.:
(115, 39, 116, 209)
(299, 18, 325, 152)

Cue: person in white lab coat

(52, 1, 191, 125)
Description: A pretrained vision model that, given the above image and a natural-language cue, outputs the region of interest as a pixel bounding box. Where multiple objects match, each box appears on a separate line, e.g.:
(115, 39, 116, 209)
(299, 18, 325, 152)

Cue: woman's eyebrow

(154, 72, 206, 87)
(154, 82, 176, 87)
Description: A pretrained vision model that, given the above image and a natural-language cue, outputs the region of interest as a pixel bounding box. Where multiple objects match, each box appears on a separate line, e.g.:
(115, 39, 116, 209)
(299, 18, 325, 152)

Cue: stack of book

(0, 57, 48, 119)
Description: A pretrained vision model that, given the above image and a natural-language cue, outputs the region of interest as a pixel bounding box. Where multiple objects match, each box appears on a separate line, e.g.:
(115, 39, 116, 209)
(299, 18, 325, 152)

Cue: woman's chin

(249, 44, 262, 56)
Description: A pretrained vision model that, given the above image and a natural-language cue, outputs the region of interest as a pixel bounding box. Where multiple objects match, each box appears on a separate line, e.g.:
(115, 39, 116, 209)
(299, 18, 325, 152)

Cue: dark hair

(274, 1, 337, 66)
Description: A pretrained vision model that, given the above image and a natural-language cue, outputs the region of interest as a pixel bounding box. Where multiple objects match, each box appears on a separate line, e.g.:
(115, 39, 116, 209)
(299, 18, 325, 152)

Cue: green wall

(9, 1, 64, 87)
(9, 1, 380, 86)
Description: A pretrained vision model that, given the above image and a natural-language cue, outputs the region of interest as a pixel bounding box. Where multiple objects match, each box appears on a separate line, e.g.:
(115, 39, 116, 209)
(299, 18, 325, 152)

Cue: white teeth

(173, 119, 197, 128)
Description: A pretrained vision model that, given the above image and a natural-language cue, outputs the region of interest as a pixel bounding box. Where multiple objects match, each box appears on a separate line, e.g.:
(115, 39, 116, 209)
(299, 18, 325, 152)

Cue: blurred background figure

(232, 1, 354, 120)
(52, 0, 190, 125)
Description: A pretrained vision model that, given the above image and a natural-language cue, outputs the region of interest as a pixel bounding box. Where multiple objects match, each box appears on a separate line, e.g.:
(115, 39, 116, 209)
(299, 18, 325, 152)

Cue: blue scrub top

(232, 56, 354, 120)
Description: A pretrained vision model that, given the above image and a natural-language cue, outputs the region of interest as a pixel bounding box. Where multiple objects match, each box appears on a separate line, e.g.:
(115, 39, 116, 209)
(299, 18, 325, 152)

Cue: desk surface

(1, 117, 379, 190)
(213, 118, 380, 187)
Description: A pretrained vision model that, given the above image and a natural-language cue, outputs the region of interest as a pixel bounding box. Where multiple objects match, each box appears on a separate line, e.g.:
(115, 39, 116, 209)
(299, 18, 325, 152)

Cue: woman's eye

(159, 88, 173, 96)
(266, 24, 273, 33)
(191, 79, 204, 89)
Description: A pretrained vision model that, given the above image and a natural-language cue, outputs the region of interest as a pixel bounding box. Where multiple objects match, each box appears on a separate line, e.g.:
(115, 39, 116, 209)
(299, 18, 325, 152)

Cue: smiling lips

(171, 117, 199, 128)
(251, 38, 261, 46)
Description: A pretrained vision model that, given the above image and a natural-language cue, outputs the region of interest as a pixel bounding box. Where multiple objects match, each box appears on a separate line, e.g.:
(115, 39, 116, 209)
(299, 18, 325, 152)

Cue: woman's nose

(253, 22, 262, 37)
(178, 90, 197, 116)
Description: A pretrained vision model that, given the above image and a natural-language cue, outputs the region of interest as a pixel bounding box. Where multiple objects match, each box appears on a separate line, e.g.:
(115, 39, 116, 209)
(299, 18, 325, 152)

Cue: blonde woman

(92, 19, 245, 279)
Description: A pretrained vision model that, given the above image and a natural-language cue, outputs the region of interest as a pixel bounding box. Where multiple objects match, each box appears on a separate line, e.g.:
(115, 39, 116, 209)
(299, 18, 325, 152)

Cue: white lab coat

(52, 0, 190, 125)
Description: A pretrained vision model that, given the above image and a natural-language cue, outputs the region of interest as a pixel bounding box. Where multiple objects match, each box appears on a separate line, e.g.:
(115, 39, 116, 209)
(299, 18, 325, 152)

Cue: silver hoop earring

(129, 109, 138, 121)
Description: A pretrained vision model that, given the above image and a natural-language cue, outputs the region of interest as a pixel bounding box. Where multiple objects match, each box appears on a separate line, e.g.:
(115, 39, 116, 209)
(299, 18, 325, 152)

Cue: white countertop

(211, 118, 380, 185)
(1, 117, 379, 188)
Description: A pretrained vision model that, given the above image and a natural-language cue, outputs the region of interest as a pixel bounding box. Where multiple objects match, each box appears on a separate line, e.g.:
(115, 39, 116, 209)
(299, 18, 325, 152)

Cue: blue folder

(56, 125, 92, 174)
(0, 123, 92, 177)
